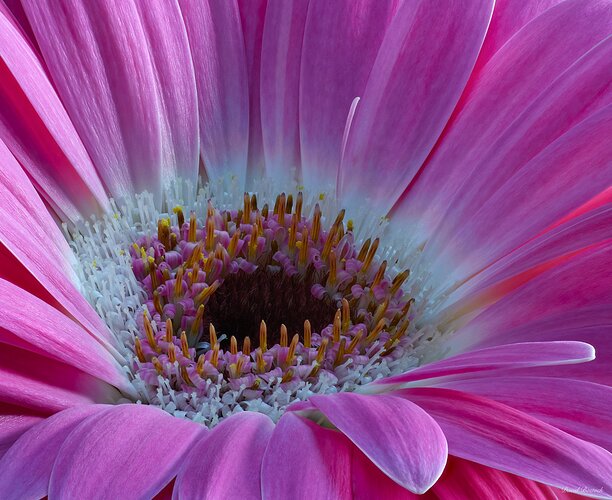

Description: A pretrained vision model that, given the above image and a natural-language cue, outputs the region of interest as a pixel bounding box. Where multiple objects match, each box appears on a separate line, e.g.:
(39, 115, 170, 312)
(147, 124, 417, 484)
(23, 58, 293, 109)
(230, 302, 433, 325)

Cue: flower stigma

(65, 180, 446, 427)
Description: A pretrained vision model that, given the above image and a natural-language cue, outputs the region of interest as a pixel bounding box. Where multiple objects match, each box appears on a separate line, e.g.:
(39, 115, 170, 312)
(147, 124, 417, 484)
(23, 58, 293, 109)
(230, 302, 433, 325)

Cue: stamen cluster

(130, 192, 414, 422)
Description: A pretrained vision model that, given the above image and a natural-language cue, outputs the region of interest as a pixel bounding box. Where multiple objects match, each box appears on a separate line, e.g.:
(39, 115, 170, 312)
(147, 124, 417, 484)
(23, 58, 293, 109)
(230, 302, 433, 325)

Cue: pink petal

(134, 0, 199, 186)
(0, 404, 105, 499)
(259, 0, 309, 185)
(432, 456, 558, 500)
(179, 0, 249, 187)
(299, 0, 401, 191)
(447, 204, 612, 313)
(49, 405, 203, 499)
(372, 341, 594, 388)
(436, 377, 612, 451)
(426, 45, 612, 279)
(446, 244, 612, 356)
(401, 388, 612, 495)
(22, 0, 165, 199)
(0, 7, 108, 220)
(0, 140, 117, 348)
(0, 403, 45, 460)
(351, 445, 420, 499)
(238, 0, 267, 181)
(0, 278, 134, 395)
(392, 0, 611, 241)
(310, 392, 447, 493)
(339, 0, 494, 214)
(261, 412, 353, 499)
(174, 412, 273, 499)
(0, 341, 116, 413)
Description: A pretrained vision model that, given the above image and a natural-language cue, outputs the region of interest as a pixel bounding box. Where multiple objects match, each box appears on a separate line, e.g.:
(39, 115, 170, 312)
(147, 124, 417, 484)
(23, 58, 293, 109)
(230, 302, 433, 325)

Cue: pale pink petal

(310, 392, 447, 493)
(134, 0, 199, 186)
(1, 0, 38, 48)
(238, 0, 267, 181)
(49, 405, 203, 499)
(401, 388, 612, 495)
(448, 204, 612, 310)
(22, 0, 164, 199)
(0, 404, 105, 499)
(432, 456, 557, 500)
(179, 0, 249, 187)
(261, 412, 353, 499)
(392, 0, 611, 241)
(436, 377, 612, 451)
(0, 403, 44, 460)
(425, 46, 612, 278)
(371, 341, 594, 389)
(174, 412, 272, 499)
(299, 0, 401, 191)
(0, 342, 116, 413)
(0, 140, 118, 348)
(259, 0, 309, 185)
(339, 0, 494, 214)
(0, 7, 108, 220)
(0, 278, 134, 395)
(446, 244, 611, 356)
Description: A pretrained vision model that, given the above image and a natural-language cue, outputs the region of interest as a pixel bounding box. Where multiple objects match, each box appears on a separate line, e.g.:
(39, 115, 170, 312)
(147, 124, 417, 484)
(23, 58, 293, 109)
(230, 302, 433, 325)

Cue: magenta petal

(299, 0, 400, 191)
(437, 376, 612, 451)
(393, 0, 611, 242)
(0, 404, 105, 499)
(0, 141, 119, 349)
(49, 405, 203, 499)
(339, 0, 494, 214)
(0, 8, 109, 221)
(0, 278, 133, 394)
(259, 0, 309, 184)
(402, 388, 612, 495)
(174, 412, 273, 499)
(0, 404, 45, 460)
(134, 0, 199, 186)
(310, 392, 448, 493)
(261, 412, 352, 499)
(432, 456, 558, 500)
(22, 0, 164, 199)
(373, 341, 594, 388)
(179, 0, 249, 187)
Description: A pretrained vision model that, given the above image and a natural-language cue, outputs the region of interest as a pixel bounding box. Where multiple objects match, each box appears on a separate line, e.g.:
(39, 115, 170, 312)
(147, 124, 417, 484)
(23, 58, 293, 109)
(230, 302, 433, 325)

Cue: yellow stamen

(365, 318, 386, 344)
(173, 206, 185, 228)
(243, 192, 251, 224)
(390, 269, 410, 295)
(206, 217, 215, 252)
(152, 357, 164, 375)
(188, 212, 197, 242)
(333, 338, 346, 367)
(180, 331, 190, 358)
(209, 323, 218, 346)
(295, 192, 303, 220)
(249, 224, 259, 261)
(372, 298, 389, 326)
(327, 251, 337, 286)
(278, 193, 286, 225)
(261, 203, 269, 219)
(251, 193, 258, 211)
(347, 331, 363, 354)
(256, 349, 266, 373)
(321, 224, 337, 262)
(174, 266, 184, 298)
(316, 338, 329, 364)
(280, 324, 288, 347)
(167, 344, 176, 363)
(210, 343, 220, 367)
(342, 298, 351, 332)
(181, 366, 193, 386)
(153, 291, 164, 316)
(230, 335, 238, 355)
(195, 281, 220, 306)
(228, 231, 240, 259)
(333, 209, 346, 227)
(304, 320, 312, 348)
(286, 334, 299, 366)
(165, 318, 174, 343)
(371, 260, 387, 288)
(143, 314, 160, 353)
(357, 238, 371, 261)
(298, 228, 309, 265)
(134, 338, 146, 362)
(288, 213, 298, 251)
(311, 204, 321, 242)
(196, 354, 205, 376)
(361, 238, 379, 273)
(332, 309, 341, 343)
(259, 320, 267, 352)
(243, 337, 251, 356)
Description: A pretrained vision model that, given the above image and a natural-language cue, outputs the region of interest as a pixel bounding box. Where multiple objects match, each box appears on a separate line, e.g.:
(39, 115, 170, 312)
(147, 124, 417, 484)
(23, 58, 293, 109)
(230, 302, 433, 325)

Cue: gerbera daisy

(0, 0, 610, 498)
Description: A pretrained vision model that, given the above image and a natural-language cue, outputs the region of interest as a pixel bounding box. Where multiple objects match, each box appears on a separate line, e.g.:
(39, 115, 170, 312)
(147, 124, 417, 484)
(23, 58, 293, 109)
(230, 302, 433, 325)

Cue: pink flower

(0, 0, 610, 498)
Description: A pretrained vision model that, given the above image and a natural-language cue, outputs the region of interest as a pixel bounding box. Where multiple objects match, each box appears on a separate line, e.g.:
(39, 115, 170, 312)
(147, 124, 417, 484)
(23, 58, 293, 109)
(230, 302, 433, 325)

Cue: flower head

(0, 0, 610, 498)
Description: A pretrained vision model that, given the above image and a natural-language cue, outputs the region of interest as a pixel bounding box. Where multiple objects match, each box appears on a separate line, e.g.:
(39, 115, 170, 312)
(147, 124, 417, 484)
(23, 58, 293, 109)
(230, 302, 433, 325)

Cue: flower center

(66, 182, 437, 427)
(128, 191, 415, 424)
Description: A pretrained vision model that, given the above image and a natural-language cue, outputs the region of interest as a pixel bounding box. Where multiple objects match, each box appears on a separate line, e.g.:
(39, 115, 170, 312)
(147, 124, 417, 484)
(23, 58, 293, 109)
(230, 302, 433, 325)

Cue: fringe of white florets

(65, 177, 449, 427)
